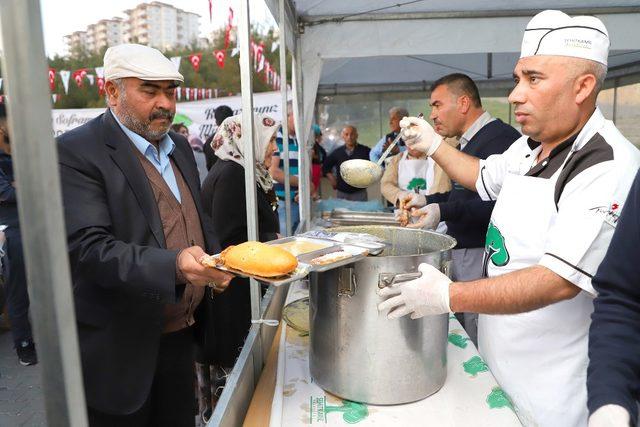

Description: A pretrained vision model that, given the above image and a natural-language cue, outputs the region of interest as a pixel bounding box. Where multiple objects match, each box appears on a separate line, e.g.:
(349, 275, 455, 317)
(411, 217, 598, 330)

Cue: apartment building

(125, 1, 200, 50)
(64, 2, 200, 56)
(64, 31, 89, 55)
(86, 18, 129, 52)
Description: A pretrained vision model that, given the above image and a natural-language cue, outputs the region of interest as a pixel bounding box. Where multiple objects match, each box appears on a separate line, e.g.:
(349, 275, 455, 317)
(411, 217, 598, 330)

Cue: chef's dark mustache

(149, 109, 174, 121)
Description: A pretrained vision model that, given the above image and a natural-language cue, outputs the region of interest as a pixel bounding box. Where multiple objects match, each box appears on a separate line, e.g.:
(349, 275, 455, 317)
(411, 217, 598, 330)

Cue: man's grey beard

(115, 91, 174, 142)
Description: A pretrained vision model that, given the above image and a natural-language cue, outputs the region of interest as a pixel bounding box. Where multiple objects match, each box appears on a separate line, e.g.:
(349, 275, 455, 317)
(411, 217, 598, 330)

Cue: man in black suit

(57, 44, 233, 427)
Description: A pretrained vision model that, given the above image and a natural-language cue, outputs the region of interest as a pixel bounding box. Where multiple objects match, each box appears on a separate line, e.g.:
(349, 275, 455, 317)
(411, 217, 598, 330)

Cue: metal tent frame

(4, 0, 640, 425)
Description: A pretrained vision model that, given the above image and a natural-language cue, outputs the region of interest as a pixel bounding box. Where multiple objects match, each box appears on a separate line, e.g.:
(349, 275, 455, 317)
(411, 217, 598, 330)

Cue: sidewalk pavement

(0, 327, 46, 426)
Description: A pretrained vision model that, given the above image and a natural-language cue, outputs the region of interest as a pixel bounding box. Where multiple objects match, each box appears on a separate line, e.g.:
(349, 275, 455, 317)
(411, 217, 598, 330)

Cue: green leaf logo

(325, 400, 368, 424)
(487, 387, 515, 411)
(463, 356, 489, 377)
(484, 221, 510, 272)
(407, 177, 427, 191)
(448, 333, 469, 349)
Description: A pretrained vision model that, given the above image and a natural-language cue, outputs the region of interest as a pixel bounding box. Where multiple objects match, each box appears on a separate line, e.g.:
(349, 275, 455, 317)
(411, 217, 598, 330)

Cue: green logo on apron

(407, 177, 427, 192)
(483, 222, 510, 275)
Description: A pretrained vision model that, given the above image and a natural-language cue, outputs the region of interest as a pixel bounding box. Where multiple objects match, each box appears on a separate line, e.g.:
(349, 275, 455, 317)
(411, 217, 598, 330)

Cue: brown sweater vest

(134, 149, 205, 333)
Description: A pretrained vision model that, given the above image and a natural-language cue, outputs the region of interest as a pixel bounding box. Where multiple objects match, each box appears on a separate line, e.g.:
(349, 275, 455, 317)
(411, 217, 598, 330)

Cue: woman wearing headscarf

(196, 113, 280, 421)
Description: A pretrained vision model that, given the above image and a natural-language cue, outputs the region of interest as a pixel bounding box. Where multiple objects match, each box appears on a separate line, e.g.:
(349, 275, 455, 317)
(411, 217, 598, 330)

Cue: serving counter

(243, 281, 523, 427)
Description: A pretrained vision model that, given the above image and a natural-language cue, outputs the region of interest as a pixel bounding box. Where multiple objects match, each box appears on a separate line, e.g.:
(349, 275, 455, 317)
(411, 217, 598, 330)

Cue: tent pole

(279, 0, 292, 236)
(612, 78, 619, 124)
(238, 0, 263, 377)
(301, 7, 640, 25)
(292, 42, 311, 232)
(0, 0, 88, 425)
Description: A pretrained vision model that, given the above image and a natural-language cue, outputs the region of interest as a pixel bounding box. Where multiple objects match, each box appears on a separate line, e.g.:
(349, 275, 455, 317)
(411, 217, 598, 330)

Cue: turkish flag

(224, 29, 231, 49)
(255, 42, 264, 70)
(224, 7, 234, 49)
(214, 50, 226, 69)
(189, 53, 202, 72)
(48, 68, 56, 91)
(97, 77, 105, 96)
(72, 69, 88, 88)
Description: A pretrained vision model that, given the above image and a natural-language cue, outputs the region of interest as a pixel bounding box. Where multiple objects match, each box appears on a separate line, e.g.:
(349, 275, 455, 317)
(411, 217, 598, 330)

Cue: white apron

(479, 169, 593, 427)
(397, 151, 433, 195)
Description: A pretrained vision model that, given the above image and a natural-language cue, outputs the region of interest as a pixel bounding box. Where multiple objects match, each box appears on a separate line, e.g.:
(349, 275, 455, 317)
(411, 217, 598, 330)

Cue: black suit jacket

(57, 109, 217, 415)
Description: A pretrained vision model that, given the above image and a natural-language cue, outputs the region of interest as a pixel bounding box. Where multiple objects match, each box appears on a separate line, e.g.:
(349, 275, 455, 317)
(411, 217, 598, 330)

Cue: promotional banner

(51, 91, 286, 139)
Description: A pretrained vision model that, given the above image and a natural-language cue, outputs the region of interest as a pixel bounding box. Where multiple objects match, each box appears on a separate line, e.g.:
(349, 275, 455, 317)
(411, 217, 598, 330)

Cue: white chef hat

(520, 10, 609, 66)
(103, 43, 184, 82)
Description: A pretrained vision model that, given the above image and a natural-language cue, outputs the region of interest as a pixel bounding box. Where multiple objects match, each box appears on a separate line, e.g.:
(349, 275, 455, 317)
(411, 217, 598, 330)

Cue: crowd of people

(0, 8, 638, 427)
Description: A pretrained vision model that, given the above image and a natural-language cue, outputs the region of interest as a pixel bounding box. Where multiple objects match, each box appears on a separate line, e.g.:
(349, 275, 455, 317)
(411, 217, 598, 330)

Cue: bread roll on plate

(212, 241, 298, 277)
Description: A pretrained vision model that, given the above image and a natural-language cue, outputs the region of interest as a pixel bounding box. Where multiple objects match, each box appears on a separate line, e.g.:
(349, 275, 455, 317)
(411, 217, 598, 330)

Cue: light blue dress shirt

(370, 134, 407, 163)
(112, 112, 181, 202)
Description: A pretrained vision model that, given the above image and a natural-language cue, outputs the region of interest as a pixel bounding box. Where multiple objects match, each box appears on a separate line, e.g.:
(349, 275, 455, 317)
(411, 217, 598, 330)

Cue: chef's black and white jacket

(474, 107, 640, 427)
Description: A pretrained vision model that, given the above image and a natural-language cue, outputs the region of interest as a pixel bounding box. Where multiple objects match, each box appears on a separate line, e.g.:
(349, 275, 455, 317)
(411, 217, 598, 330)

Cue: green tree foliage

(42, 27, 290, 109)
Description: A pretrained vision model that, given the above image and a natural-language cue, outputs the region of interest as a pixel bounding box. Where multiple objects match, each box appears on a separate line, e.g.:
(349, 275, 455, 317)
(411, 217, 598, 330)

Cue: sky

(39, 0, 276, 57)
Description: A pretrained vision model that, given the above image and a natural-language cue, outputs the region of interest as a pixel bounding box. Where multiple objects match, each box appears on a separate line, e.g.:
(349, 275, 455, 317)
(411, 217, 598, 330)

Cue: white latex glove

(399, 116, 443, 156)
(407, 203, 440, 230)
(393, 208, 407, 222)
(588, 405, 631, 427)
(395, 191, 412, 207)
(401, 192, 427, 210)
(377, 263, 452, 319)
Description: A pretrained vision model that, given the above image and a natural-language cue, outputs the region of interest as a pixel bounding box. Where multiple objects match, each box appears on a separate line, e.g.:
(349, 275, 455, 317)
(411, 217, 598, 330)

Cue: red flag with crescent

(72, 68, 88, 88)
(214, 50, 226, 69)
(189, 53, 203, 72)
(48, 68, 56, 91)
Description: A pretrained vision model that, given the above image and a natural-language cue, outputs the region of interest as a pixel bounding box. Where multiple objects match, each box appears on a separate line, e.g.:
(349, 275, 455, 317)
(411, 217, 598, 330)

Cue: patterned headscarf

(210, 113, 280, 193)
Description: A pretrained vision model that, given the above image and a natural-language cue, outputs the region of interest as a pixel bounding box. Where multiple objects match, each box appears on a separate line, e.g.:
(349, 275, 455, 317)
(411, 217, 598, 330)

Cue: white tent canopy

(266, 0, 640, 150)
(206, 3, 640, 425)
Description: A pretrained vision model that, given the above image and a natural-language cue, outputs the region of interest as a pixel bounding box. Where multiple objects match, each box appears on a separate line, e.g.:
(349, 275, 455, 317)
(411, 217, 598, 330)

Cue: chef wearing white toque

(378, 10, 640, 427)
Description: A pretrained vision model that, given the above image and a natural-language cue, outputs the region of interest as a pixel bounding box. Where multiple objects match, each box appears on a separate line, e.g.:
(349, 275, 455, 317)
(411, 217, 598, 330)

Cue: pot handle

(338, 266, 357, 297)
(378, 272, 422, 289)
(442, 260, 452, 278)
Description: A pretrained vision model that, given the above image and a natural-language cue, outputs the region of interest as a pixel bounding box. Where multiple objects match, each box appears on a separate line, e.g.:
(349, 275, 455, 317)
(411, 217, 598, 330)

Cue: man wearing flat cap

(57, 44, 233, 426)
(377, 10, 640, 426)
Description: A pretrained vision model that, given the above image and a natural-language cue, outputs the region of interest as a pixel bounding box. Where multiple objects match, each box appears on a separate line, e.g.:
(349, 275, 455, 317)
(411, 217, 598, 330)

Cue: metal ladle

(339, 113, 423, 189)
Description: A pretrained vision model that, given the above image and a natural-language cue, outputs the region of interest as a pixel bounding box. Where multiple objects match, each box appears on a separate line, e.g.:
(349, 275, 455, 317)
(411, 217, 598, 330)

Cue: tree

(11, 26, 292, 109)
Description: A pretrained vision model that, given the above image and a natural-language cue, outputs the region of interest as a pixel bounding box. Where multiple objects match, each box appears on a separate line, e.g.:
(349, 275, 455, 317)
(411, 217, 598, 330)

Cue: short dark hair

(214, 105, 234, 126)
(171, 123, 187, 133)
(430, 73, 482, 108)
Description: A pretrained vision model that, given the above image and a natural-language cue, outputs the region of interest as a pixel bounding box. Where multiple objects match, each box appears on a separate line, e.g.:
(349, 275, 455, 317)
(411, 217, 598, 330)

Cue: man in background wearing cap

(57, 44, 232, 426)
(378, 10, 640, 426)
